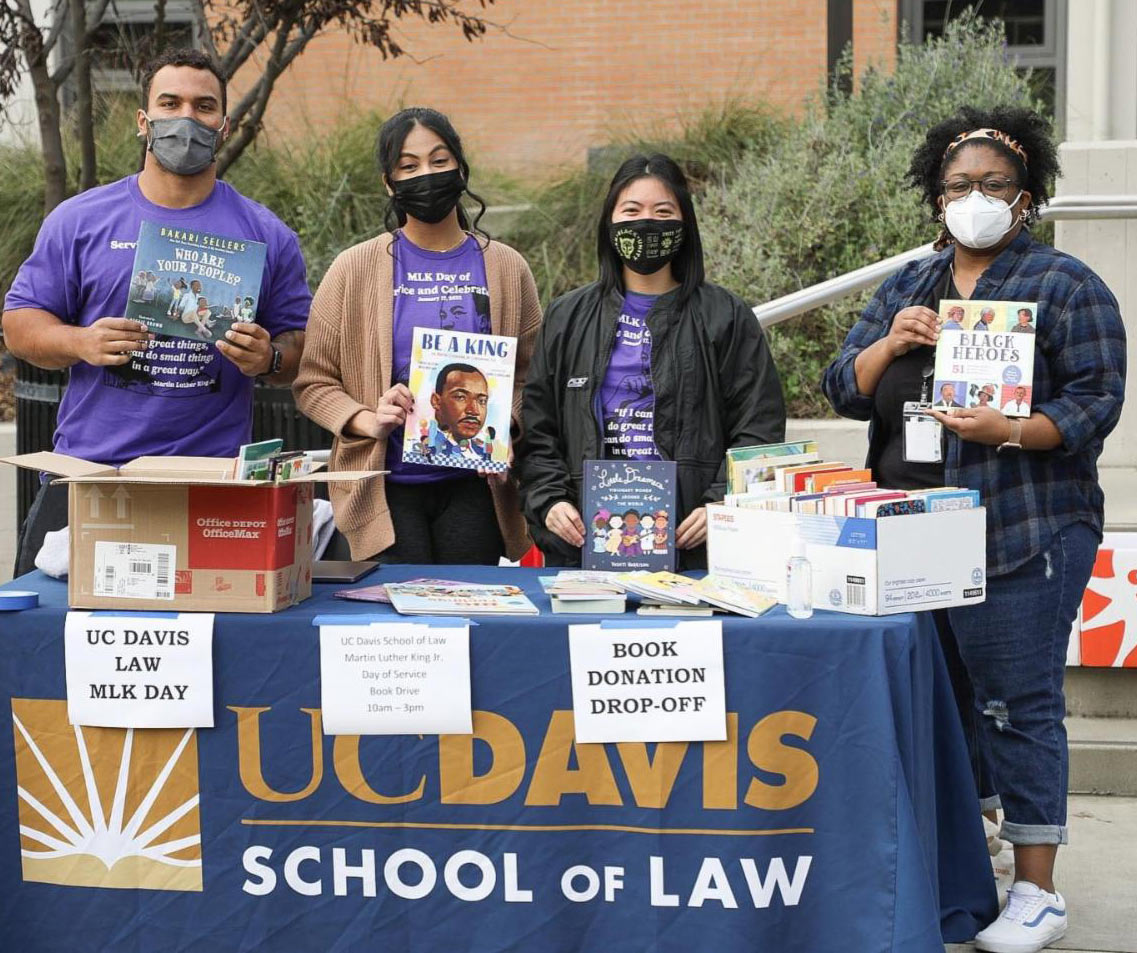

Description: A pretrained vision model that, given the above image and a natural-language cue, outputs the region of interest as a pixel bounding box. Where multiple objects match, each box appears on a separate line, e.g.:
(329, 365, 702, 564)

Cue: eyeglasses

(941, 177, 1019, 200)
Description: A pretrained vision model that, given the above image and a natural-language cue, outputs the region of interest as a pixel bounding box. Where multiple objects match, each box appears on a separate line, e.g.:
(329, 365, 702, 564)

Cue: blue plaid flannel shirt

(822, 229, 1127, 576)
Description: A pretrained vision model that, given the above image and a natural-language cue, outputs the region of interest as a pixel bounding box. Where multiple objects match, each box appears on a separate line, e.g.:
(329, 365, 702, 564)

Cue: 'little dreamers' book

(581, 460, 678, 573)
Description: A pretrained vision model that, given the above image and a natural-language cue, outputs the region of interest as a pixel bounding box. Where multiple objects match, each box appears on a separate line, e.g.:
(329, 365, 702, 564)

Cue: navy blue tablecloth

(0, 567, 996, 952)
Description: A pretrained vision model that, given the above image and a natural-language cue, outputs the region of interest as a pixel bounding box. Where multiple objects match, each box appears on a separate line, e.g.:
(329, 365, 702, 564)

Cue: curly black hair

(906, 106, 1060, 240)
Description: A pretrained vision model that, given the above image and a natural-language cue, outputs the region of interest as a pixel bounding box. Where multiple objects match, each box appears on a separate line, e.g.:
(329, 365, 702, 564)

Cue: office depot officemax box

(2, 452, 380, 613)
(706, 503, 987, 615)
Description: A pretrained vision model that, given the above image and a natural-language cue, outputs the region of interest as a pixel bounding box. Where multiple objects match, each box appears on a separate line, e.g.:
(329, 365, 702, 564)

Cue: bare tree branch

(217, 13, 276, 78)
(49, 0, 112, 85)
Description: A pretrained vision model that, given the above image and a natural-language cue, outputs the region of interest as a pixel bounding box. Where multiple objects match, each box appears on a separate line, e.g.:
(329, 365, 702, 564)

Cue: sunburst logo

(11, 698, 203, 891)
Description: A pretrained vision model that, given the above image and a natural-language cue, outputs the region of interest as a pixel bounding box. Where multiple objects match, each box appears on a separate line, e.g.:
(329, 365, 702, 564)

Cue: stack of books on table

(618, 571, 777, 619)
(540, 572, 628, 614)
(383, 581, 540, 616)
(724, 443, 979, 518)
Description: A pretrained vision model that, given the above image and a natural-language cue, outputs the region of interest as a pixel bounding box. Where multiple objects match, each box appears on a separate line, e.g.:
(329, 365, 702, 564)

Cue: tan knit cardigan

(293, 232, 542, 561)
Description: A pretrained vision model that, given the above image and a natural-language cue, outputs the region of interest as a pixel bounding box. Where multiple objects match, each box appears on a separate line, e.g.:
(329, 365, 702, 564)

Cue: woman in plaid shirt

(823, 106, 1126, 953)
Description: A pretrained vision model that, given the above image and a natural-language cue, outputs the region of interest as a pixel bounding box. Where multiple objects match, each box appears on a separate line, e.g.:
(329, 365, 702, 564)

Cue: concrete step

(1068, 716, 1137, 796)
(1066, 668, 1137, 719)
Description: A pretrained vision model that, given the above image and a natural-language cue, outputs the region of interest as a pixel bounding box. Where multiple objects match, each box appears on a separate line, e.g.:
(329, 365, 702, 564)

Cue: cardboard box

(2, 452, 380, 613)
(706, 503, 987, 616)
(1078, 532, 1137, 667)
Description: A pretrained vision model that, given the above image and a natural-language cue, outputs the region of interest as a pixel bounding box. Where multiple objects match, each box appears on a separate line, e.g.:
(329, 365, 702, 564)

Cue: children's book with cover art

(402, 328, 517, 473)
(725, 440, 819, 494)
(934, 299, 1037, 418)
(581, 460, 678, 572)
(124, 221, 266, 344)
(384, 582, 539, 616)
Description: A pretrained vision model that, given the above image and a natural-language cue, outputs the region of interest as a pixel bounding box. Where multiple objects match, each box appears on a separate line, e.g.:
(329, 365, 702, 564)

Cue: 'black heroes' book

(581, 460, 677, 572)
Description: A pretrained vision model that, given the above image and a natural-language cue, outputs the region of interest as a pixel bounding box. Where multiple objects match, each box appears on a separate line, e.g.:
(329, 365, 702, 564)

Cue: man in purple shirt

(2, 48, 311, 576)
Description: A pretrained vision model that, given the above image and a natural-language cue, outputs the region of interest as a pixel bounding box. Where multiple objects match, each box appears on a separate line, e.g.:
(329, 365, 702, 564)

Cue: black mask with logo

(390, 169, 466, 225)
(608, 219, 686, 275)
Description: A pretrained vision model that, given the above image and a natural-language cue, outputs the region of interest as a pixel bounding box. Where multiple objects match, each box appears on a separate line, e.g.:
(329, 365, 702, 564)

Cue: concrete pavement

(947, 795, 1137, 953)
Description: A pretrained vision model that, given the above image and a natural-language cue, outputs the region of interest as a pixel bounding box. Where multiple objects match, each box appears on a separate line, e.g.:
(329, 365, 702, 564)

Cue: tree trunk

(153, 0, 166, 55)
(70, 0, 96, 191)
(215, 22, 311, 177)
(21, 24, 68, 212)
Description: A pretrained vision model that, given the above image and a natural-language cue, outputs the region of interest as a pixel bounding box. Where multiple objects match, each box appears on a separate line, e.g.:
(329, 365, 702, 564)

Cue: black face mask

(390, 168, 465, 225)
(608, 218, 686, 275)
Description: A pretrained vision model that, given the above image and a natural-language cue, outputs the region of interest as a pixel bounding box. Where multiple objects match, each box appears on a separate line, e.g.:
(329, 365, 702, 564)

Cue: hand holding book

(885, 305, 941, 356)
(216, 322, 274, 377)
(347, 384, 415, 440)
(75, 317, 153, 366)
(547, 501, 586, 547)
(926, 405, 1015, 446)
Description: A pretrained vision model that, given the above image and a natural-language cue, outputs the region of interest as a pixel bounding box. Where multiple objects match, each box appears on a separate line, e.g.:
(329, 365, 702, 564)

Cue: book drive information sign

(568, 620, 726, 743)
(318, 619, 472, 735)
(64, 612, 214, 728)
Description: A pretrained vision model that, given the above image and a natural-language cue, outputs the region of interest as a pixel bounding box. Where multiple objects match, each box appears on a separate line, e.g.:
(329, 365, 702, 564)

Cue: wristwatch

(261, 344, 283, 377)
(996, 418, 1023, 453)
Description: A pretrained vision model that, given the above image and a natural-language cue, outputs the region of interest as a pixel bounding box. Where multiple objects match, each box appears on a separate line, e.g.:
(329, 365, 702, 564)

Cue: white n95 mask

(944, 189, 1023, 249)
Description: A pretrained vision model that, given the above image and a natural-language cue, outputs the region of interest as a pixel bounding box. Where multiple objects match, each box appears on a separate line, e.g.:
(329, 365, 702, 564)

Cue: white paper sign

(319, 621, 472, 735)
(64, 611, 214, 728)
(568, 620, 726, 743)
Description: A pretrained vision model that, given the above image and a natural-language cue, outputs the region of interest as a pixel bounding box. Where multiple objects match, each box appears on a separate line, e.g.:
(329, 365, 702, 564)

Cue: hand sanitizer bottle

(786, 535, 813, 619)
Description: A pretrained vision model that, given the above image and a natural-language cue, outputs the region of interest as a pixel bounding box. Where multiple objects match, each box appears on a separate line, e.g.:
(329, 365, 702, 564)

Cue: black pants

(14, 481, 70, 578)
(325, 476, 505, 565)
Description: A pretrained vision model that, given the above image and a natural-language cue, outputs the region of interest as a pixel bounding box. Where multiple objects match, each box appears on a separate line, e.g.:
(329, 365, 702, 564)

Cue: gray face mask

(143, 115, 221, 175)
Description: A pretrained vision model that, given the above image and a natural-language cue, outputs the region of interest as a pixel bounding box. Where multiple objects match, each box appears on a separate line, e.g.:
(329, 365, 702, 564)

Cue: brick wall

(233, 0, 897, 178)
(853, 0, 898, 82)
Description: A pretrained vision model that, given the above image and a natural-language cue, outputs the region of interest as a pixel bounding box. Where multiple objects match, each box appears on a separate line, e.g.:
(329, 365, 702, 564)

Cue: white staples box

(706, 503, 987, 615)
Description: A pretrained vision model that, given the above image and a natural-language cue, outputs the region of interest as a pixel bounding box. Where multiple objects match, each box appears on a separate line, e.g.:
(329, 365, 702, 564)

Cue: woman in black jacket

(517, 154, 786, 567)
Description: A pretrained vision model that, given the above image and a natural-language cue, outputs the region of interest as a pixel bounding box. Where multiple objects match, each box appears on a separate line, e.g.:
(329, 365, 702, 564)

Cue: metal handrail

(753, 196, 1137, 328)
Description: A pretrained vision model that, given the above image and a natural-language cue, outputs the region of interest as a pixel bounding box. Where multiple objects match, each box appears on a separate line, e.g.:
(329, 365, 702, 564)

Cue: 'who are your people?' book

(124, 221, 267, 344)
(933, 299, 1037, 417)
(402, 328, 517, 473)
(582, 459, 678, 573)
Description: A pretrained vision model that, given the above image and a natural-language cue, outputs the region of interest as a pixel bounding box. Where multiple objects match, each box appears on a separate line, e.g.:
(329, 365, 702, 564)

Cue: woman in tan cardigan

(294, 108, 541, 563)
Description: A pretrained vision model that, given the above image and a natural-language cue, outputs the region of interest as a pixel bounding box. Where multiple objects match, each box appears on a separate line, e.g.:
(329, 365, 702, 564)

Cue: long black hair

(906, 105, 1060, 246)
(596, 154, 705, 309)
(376, 107, 489, 241)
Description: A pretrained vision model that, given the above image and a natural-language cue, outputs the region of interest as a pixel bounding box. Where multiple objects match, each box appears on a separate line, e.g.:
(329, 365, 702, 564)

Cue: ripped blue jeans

(946, 521, 1098, 846)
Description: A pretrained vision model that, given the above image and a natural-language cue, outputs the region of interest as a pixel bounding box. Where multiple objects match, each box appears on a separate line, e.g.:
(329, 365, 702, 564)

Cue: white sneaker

(975, 881, 1067, 953)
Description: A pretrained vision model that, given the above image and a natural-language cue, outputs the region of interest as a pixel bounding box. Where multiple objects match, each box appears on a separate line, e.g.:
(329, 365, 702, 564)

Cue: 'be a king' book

(402, 328, 517, 472)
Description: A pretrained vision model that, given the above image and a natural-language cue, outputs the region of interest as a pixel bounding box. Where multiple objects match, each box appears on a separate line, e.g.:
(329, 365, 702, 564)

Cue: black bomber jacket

(517, 280, 786, 564)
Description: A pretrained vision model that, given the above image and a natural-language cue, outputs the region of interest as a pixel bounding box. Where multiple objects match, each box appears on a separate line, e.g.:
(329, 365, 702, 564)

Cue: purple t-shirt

(4, 175, 311, 466)
(599, 291, 660, 460)
(388, 232, 490, 483)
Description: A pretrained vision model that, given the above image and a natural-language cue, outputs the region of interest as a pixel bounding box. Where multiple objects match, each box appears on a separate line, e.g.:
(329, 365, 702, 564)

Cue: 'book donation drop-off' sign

(568, 620, 726, 743)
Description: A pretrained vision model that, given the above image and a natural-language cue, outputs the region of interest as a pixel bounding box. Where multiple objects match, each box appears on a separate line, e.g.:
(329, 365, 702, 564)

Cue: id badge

(902, 401, 943, 463)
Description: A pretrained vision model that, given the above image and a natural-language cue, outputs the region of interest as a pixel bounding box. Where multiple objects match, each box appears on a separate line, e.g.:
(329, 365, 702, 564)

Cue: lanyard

(919, 363, 934, 406)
